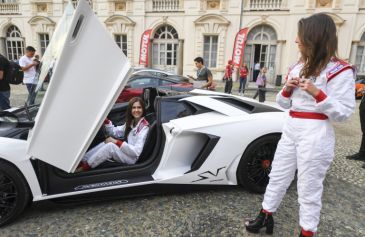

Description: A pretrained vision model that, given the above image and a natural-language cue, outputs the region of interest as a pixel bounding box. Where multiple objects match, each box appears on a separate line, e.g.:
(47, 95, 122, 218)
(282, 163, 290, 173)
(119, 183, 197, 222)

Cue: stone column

(349, 41, 359, 65)
(275, 40, 284, 84)
(178, 39, 184, 75)
(0, 37, 6, 56)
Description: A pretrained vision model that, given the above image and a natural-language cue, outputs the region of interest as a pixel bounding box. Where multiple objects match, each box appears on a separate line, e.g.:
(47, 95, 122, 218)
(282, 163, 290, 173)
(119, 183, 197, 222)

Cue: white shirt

(19, 55, 37, 84)
(254, 63, 260, 70)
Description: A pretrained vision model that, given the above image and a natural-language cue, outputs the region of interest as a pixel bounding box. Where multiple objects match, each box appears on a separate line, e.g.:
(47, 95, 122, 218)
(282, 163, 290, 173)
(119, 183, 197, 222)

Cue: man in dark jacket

(0, 54, 10, 110)
(347, 88, 365, 168)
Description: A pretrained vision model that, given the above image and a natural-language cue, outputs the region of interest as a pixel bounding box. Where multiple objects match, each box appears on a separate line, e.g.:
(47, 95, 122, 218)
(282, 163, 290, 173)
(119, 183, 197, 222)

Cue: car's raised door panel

(27, 0, 131, 173)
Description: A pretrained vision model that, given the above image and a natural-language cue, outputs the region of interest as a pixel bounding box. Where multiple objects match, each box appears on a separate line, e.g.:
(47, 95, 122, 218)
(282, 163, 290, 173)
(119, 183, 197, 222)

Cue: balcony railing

(152, 0, 180, 12)
(249, 0, 283, 10)
(0, 3, 20, 14)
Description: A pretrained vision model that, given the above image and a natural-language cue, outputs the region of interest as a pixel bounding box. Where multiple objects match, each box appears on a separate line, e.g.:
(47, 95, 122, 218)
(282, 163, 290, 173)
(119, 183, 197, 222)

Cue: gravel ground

(2, 83, 365, 237)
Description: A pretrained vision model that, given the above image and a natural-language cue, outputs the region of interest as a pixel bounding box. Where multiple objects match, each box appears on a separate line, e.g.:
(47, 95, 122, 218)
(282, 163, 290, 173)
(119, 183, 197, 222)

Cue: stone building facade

(0, 0, 365, 84)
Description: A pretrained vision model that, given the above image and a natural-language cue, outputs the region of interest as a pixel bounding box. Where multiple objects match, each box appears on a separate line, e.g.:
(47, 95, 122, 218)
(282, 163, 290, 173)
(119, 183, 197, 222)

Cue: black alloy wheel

(237, 134, 281, 194)
(0, 160, 31, 227)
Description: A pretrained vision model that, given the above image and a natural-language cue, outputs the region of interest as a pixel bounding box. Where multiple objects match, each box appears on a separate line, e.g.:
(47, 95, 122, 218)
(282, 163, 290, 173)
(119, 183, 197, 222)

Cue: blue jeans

(26, 84, 36, 105)
(0, 90, 10, 110)
(239, 77, 247, 93)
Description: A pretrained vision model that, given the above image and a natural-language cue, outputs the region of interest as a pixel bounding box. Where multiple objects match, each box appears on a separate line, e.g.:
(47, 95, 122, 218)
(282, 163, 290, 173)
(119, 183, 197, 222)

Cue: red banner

(139, 29, 152, 66)
(232, 27, 249, 67)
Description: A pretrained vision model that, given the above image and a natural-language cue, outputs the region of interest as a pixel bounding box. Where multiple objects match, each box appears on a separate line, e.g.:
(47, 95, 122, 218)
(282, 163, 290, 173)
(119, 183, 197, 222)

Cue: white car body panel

(181, 96, 247, 116)
(34, 2, 75, 92)
(153, 107, 285, 185)
(0, 138, 43, 199)
(191, 89, 284, 110)
(26, 0, 131, 173)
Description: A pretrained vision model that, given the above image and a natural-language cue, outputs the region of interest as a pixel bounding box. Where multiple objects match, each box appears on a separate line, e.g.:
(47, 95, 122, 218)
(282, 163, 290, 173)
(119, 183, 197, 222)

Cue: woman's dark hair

(124, 97, 145, 139)
(194, 57, 204, 65)
(298, 13, 338, 78)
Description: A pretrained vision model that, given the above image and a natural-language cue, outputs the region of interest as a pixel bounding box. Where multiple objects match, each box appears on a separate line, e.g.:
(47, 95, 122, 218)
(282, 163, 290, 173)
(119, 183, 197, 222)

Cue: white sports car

(0, 1, 285, 226)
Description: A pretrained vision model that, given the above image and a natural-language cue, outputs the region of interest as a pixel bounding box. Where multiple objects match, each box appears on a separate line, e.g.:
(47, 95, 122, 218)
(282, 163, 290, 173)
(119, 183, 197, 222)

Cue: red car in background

(117, 74, 194, 103)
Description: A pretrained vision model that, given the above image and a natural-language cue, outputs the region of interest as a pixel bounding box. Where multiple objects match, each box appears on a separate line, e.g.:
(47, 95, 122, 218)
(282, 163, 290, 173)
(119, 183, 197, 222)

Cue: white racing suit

(262, 59, 356, 232)
(83, 118, 149, 168)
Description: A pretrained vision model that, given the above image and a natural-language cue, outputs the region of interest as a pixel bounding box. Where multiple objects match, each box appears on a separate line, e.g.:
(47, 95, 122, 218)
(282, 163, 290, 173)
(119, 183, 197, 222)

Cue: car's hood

(190, 89, 285, 112)
(26, 0, 131, 172)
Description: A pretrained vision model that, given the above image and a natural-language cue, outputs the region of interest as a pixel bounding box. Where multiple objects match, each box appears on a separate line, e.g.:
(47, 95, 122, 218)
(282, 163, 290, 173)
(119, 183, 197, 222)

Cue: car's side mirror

(124, 84, 131, 89)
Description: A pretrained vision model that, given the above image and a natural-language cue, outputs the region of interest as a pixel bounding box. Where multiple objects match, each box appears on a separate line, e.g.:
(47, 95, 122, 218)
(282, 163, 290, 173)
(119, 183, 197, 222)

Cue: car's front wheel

(0, 160, 31, 227)
(237, 134, 281, 194)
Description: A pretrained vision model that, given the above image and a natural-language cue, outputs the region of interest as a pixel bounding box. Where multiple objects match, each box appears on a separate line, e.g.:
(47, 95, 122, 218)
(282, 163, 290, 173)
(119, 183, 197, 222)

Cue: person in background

(238, 62, 249, 96)
(77, 97, 149, 171)
(346, 87, 365, 167)
(245, 13, 355, 237)
(187, 57, 213, 90)
(0, 54, 10, 110)
(253, 61, 260, 82)
(224, 59, 234, 94)
(19, 46, 39, 105)
(253, 67, 267, 102)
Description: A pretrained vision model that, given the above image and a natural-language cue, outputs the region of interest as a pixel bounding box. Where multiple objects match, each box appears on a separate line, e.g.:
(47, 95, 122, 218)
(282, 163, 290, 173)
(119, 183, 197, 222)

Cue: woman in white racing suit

(78, 97, 149, 171)
(245, 13, 355, 237)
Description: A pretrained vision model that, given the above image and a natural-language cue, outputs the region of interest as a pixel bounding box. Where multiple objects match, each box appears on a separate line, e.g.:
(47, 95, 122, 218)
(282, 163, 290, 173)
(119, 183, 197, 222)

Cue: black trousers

(253, 85, 266, 102)
(359, 98, 365, 154)
(224, 79, 233, 94)
(253, 70, 260, 82)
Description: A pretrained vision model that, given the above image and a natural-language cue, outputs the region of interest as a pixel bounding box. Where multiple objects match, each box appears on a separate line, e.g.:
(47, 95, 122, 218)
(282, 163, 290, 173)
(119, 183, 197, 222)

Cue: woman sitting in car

(77, 97, 149, 171)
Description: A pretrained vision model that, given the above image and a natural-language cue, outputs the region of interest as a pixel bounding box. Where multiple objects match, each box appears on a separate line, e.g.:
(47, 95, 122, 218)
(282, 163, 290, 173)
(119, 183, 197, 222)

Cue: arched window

(247, 25, 277, 41)
(355, 33, 365, 75)
(245, 25, 277, 81)
(5, 25, 24, 61)
(152, 25, 179, 72)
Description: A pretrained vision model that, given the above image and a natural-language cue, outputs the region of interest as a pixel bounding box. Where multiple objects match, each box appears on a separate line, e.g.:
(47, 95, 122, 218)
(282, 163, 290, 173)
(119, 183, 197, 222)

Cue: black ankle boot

(245, 209, 274, 234)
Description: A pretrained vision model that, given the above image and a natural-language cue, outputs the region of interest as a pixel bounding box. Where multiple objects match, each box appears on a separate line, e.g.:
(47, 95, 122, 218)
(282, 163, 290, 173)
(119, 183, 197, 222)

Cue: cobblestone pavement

(2, 83, 364, 237)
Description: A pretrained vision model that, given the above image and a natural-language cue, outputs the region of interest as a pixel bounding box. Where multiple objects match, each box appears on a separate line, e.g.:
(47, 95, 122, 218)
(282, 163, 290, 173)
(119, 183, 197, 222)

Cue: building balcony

(247, 0, 286, 11)
(146, 0, 183, 12)
(0, 3, 20, 15)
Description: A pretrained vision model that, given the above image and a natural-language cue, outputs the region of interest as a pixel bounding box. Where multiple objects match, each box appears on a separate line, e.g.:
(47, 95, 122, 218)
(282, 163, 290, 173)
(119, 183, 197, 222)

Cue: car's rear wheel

(0, 160, 31, 227)
(237, 134, 281, 194)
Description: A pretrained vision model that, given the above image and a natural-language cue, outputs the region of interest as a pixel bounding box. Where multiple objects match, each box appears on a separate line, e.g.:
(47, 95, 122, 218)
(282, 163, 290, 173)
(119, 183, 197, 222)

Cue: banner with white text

(139, 29, 152, 66)
(232, 28, 249, 67)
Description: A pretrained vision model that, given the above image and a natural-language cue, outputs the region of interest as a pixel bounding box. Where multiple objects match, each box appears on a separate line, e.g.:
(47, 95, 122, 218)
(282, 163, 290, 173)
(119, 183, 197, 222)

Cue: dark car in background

(117, 74, 194, 103)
